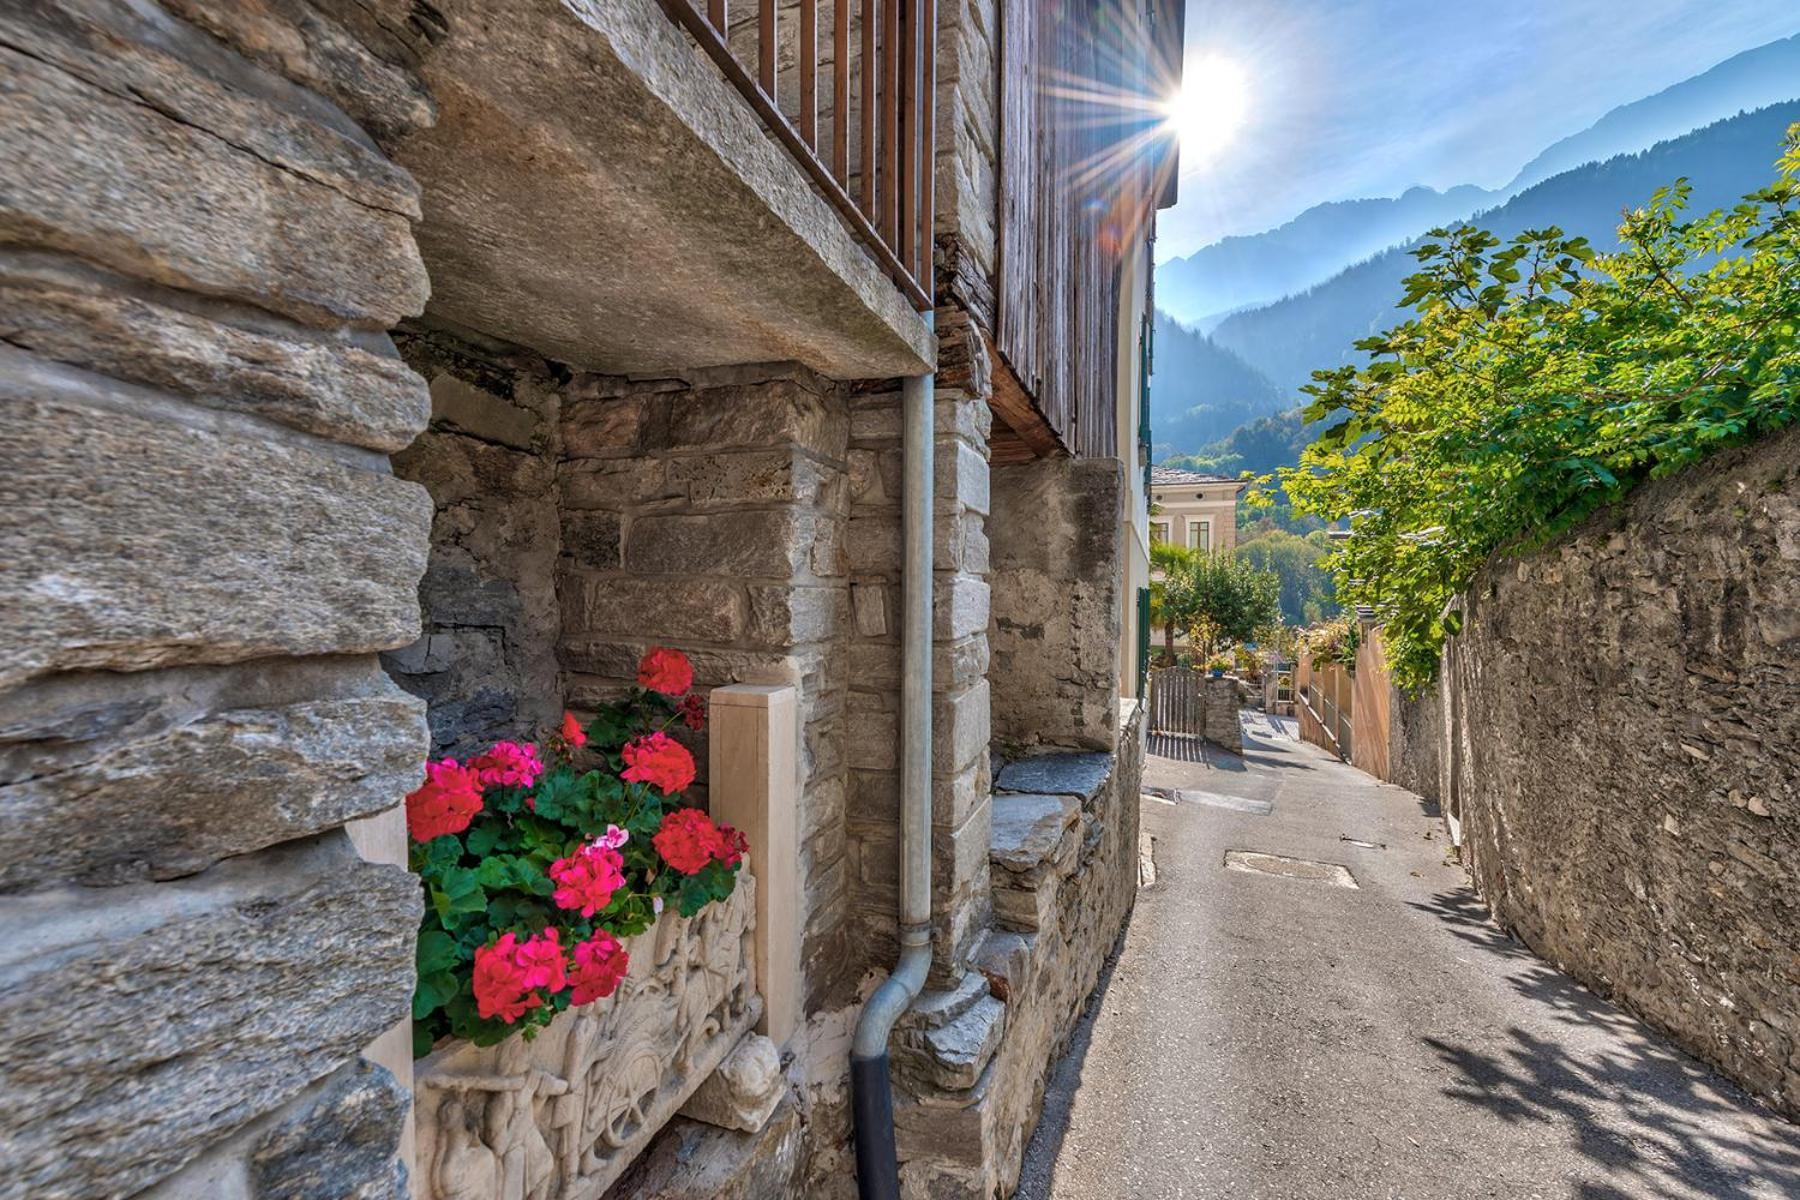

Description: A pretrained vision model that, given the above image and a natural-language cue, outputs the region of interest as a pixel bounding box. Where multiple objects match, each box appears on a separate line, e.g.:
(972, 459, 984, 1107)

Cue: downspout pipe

(851, 314, 936, 1200)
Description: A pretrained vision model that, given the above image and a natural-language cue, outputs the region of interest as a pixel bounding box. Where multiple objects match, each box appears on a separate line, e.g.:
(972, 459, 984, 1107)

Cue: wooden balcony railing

(657, 0, 937, 310)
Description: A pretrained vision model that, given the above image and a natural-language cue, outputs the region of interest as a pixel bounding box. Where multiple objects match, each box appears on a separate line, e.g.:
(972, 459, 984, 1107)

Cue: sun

(1162, 54, 1249, 164)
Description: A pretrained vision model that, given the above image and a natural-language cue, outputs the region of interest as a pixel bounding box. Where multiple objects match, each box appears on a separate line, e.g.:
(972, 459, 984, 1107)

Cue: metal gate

(1148, 667, 1205, 737)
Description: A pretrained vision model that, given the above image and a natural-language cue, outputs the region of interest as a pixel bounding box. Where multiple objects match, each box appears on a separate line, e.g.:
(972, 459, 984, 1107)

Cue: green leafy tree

(1238, 528, 1340, 624)
(1284, 126, 1800, 692)
(1164, 550, 1281, 658)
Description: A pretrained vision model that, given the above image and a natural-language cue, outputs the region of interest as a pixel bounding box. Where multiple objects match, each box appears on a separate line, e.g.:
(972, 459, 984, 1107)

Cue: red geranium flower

(621, 732, 696, 796)
(470, 741, 544, 790)
(473, 929, 565, 1024)
(677, 695, 707, 731)
(717, 822, 750, 869)
(569, 931, 630, 1005)
(638, 646, 694, 696)
(653, 807, 726, 875)
(548, 843, 626, 918)
(560, 710, 588, 748)
(405, 758, 485, 842)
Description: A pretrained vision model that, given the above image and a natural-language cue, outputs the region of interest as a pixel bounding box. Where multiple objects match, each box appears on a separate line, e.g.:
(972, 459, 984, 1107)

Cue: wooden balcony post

(707, 685, 802, 1047)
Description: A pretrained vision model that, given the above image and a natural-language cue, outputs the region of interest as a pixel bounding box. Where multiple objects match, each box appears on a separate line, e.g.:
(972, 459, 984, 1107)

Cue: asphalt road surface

(1016, 713, 1800, 1200)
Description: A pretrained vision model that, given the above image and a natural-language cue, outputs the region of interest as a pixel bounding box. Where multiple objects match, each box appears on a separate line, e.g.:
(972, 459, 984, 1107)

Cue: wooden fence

(1294, 624, 1393, 777)
(1148, 667, 1205, 736)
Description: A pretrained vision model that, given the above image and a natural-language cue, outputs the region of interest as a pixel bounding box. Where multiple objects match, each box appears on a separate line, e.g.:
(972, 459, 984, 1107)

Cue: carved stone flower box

(415, 874, 759, 1200)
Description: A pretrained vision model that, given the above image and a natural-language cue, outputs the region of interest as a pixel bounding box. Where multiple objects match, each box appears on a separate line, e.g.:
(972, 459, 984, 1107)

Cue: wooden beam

(985, 330, 1065, 459)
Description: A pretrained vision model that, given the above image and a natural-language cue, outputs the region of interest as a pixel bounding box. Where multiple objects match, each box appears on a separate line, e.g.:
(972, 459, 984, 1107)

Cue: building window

(1188, 520, 1211, 551)
(1151, 521, 1171, 544)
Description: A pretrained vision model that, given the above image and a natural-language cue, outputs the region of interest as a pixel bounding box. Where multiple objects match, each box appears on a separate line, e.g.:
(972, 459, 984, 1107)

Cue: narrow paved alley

(1017, 715, 1800, 1200)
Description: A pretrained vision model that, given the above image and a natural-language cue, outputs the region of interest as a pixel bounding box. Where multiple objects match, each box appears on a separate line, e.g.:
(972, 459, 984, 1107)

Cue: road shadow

(1410, 887, 1800, 1198)
(1013, 911, 1134, 1200)
(1146, 732, 1245, 769)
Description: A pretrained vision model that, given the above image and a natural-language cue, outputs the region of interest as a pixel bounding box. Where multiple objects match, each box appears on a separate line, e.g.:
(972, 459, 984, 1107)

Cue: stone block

(846, 514, 903, 575)
(564, 574, 746, 643)
(625, 510, 812, 578)
(937, 438, 990, 515)
(669, 449, 830, 507)
(664, 381, 847, 459)
(427, 372, 541, 451)
(933, 680, 992, 775)
(934, 575, 991, 641)
(0, 657, 427, 889)
(0, 373, 432, 692)
(0, 258, 430, 454)
(560, 456, 675, 509)
(0, 34, 424, 328)
(848, 693, 899, 771)
(155, 0, 437, 142)
(562, 509, 623, 570)
(679, 1034, 786, 1133)
(249, 1059, 410, 1200)
(746, 585, 848, 649)
(989, 793, 1080, 875)
(562, 394, 651, 458)
(896, 994, 1005, 1092)
(0, 836, 419, 1200)
(996, 752, 1114, 799)
(852, 583, 889, 638)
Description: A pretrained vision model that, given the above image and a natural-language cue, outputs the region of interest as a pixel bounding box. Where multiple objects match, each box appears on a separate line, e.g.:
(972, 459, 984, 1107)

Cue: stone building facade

(1389, 426, 1800, 1121)
(3, 0, 1175, 1197)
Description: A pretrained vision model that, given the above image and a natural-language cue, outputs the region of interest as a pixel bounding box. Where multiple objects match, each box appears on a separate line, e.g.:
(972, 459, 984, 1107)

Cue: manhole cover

(1224, 850, 1358, 889)
(1177, 790, 1272, 815)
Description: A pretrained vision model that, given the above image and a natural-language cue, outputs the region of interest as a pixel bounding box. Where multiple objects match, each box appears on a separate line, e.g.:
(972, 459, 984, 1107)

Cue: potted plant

(1206, 653, 1232, 678)
(403, 650, 768, 1200)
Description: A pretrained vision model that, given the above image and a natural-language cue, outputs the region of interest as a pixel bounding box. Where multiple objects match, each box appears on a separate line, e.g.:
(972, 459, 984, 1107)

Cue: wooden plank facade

(991, 0, 1170, 460)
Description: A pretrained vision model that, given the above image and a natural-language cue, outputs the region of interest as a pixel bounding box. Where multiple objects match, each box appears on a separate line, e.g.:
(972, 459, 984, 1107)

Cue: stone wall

(1403, 426, 1800, 1119)
(844, 311, 996, 992)
(386, 326, 566, 757)
(988, 458, 1126, 753)
(893, 706, 1145, 1197)
(556, 362, 858, 1015)
(0, 1, 433, 1194)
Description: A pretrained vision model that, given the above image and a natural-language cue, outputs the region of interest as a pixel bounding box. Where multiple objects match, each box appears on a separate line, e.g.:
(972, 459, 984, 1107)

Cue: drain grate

(1224, 850, 1358, 889)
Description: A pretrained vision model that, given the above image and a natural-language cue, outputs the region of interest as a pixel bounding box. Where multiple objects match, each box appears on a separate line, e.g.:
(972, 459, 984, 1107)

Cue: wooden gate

(1148, 667, 1204, 737)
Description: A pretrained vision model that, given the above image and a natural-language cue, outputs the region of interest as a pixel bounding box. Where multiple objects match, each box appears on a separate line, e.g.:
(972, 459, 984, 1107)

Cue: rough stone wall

(1418, 426, 1800, 1119)
(1387, 682, 1443, 809)
(844, 310, 996, 991)
(556, 363, 857, 1012)
(0, 2, 433, 1195)
(386, 326, 566, 756)
(894, 709, 1145, 1198)
(988, 458, 1125, 753)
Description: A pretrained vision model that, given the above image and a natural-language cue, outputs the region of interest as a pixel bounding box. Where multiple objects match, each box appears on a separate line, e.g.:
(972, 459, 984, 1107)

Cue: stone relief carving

(416, 875, 759, 1200)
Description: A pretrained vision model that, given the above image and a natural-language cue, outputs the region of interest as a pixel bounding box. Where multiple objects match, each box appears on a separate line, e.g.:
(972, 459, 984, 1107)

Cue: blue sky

(1156, 1, 1800, 260)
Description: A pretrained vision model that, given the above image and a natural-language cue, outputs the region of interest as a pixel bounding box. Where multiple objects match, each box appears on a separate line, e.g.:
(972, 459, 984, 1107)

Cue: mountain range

(1149, 32, 1800, 462)
(1154, 32, 1800, 332)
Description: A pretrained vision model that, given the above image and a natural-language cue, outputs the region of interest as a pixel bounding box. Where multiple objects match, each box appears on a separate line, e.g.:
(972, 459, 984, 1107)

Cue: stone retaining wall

(1, 2, 434, 1194)
(1399, 426, 1800, 1119)
(893, 706, 1145, 1197)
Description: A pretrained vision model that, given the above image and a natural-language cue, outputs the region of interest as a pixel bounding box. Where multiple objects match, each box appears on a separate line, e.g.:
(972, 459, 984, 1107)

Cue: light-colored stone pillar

(709, 684, 803, 1047)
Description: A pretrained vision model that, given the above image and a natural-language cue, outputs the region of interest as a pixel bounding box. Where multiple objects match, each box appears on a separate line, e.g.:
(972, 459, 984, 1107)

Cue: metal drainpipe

(851, 313, 935, 1200)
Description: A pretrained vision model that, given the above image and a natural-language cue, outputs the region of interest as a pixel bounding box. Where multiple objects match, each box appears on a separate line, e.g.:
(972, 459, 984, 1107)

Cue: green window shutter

(1135, 587, 1152, 698)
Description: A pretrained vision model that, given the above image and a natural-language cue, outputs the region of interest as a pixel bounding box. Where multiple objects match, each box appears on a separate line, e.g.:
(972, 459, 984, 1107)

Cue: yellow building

(1150, 466, 1249, 553)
